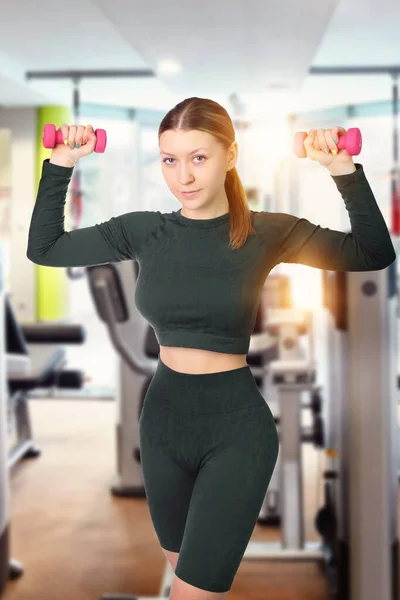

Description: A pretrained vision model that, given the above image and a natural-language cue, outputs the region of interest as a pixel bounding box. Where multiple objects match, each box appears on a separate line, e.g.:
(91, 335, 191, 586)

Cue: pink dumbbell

(294, 127, 362, 158)
(42, 124, 107, 153)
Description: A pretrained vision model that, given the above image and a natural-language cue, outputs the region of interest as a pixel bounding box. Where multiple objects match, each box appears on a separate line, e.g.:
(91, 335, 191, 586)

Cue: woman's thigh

(139, 418, 197, 553)
(174, 402, 280, 593)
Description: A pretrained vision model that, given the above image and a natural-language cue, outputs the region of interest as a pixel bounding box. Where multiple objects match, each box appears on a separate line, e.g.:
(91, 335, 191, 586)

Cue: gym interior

(0, 1, 399, 599)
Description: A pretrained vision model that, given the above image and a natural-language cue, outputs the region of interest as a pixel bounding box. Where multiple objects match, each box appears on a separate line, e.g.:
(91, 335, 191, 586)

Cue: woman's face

(159, 129, 237, 210)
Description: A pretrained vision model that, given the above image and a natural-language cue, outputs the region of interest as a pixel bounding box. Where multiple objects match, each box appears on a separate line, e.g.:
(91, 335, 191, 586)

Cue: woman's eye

(163, 155, 206, 165)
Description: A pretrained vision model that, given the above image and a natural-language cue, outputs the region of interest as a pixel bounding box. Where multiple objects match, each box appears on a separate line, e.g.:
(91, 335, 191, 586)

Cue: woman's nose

(177, 165, 195, 183)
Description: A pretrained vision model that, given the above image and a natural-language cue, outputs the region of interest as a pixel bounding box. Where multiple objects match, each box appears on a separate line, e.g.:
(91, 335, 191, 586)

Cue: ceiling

(0, 0, 399, 119)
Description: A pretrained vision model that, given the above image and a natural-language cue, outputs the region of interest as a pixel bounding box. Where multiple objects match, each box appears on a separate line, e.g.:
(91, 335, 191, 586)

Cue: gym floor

(3, 398, 364, 600)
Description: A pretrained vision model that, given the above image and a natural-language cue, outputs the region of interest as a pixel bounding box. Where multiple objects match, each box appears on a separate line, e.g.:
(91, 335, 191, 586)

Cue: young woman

(27, 97, 396, 600)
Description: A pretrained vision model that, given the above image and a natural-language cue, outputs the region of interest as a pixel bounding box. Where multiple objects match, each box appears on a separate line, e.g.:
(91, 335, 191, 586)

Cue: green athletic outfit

(27, 158, 396, 592)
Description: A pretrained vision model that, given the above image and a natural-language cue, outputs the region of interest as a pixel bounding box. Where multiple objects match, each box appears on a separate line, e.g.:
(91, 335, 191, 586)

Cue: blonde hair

(158, 97, 256, 250)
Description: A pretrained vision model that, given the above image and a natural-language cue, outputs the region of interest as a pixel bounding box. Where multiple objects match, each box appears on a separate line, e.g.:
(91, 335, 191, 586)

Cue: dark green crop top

(27, 158, 396, 354)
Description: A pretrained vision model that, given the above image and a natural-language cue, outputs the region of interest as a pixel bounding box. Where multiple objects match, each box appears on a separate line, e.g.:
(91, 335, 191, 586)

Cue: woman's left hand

(303, 127, 355, 169)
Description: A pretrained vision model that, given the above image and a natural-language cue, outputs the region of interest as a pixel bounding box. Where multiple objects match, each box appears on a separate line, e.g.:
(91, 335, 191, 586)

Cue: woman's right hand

(51, 124, 98, 163)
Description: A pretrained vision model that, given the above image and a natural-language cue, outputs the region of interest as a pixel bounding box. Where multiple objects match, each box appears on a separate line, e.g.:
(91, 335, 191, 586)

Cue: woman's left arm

(271, 128, 396, 271)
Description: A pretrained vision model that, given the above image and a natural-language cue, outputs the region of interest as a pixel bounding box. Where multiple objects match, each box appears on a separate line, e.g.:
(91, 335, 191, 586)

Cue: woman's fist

(53, 124, 98, 161)
(303, 127, 354, 168)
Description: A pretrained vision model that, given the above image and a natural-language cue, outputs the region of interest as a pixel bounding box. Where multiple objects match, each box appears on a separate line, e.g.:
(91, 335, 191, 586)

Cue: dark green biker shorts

(138, 356, 280, 593)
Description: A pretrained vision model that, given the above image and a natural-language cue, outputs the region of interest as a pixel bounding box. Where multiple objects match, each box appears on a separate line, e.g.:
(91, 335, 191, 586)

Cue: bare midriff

(159, 346, 248, 374)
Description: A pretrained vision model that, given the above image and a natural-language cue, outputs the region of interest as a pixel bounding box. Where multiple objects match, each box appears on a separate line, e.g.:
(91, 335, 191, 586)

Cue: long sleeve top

(26, 158, 396, 354)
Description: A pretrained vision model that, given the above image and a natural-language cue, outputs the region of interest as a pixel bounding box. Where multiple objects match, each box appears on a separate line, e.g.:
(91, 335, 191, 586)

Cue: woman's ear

(227, 141, 238, 169)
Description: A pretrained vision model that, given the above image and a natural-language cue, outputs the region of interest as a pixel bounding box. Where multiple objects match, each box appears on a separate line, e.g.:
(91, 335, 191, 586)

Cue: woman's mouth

(181, 189, 202, 197)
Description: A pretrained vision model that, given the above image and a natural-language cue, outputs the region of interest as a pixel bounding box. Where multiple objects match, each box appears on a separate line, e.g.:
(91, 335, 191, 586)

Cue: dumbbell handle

(54, 130, 67, 145)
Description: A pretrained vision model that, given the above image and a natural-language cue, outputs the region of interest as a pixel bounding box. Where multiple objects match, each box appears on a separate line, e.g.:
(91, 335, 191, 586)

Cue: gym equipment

(6, 297, 86, 469)
(0, 290, 87, 597)
(0, 243, 30, 596)
(0, 242, 21, 596)
(7, 299, 85, 458)
(318, 266, 399, 600)
(244, 306, 325, 559)
(42, 124, 107, 153)
(257, 305, 320, 528)
(248, 265, 399, 600)
(294, 127, 362, 158)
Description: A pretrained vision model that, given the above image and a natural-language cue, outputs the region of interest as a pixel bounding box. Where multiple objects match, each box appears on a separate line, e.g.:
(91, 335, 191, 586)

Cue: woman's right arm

(27, 157, 144, 267)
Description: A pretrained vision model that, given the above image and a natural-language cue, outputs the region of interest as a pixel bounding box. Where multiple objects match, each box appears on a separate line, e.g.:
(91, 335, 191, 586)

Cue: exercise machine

(7, 296, 86, 470)
(0, 286, 87, 597)
(242, 264, 399, 600)
(319, 265, 399, 599)
(0, 241, 22, 597)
